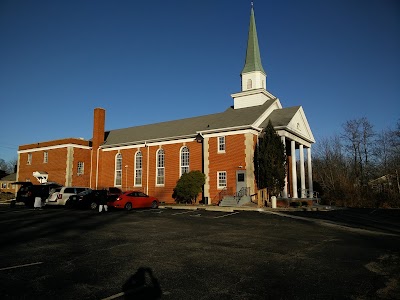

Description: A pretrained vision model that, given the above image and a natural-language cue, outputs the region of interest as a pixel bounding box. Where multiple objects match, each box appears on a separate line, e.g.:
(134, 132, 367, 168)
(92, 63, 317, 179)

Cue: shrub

(172, 171, 206, 204)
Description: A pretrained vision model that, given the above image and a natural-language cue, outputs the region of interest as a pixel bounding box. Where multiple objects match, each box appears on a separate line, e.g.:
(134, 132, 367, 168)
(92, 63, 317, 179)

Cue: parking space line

(171, 211, 194, 215)
(0, 261, 43, 271)
(101, 291, 124, 300)
(213, 212, 240, 219)
(190, 214, 202, 217)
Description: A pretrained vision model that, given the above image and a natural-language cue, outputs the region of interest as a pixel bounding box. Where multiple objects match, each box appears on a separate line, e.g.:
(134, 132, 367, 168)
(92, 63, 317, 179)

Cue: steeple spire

(231, 3, 274, 109)
(241, 4, 265, 75)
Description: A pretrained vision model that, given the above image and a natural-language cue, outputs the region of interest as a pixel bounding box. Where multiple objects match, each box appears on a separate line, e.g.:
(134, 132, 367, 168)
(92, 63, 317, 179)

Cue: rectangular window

(43, 151, 48, 163)
(157, 168, 164, 185)
(218, 136, 226, 153)
(115, 170, 122, 186)
(27, 153, 32, 165)
(218, 171, 227, 189)
(77, 161, 84, 175)
(1, 183, 6, 189)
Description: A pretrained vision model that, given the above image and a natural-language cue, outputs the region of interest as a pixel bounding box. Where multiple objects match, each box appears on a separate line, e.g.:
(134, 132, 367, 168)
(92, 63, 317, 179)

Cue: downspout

(89, 149, 93, 189)
(96, 147, 100, 189)
(146, 142, 149, 195)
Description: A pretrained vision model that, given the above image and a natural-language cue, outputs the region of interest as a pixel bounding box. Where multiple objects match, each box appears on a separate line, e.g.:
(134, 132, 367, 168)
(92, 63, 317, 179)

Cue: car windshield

(78, 189, 92, 196)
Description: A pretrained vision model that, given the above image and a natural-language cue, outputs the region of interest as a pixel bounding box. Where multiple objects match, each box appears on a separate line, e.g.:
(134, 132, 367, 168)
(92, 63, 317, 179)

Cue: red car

(108, 191, 159, 210)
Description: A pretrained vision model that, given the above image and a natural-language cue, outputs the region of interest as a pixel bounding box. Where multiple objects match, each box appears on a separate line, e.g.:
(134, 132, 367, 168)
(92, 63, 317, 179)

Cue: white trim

(179, 146, 190, 177)
(156, 148, 165, 186)
(18, 144, 91, 154)
(114, 153, 122, 187)
(217, 171, 227, 190)
(252, 99, 282, 128)
(217, 136, 226, 153)
(134, 150, 143, 187)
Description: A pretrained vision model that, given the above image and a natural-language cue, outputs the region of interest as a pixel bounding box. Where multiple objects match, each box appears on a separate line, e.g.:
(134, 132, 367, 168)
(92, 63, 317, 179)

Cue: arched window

(115, 153, 122, 186)
(180, 146, 189, 176)
(156, 149, 165, 185)
(247, 79, 252, 89)
(134, 151, 142, 186)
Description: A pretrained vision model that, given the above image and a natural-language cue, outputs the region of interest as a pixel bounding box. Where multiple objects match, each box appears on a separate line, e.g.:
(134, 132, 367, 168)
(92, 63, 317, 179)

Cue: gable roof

(0, 173, 16, 181)
(103, 100, 276, 147)
(262, 106, 315, 143)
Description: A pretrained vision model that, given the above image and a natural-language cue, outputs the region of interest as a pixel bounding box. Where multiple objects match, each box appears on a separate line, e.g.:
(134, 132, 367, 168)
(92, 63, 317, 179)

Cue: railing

(212, 187, 233, 205)
(212, 187, 251, 205)
(234, 187, 250, 203)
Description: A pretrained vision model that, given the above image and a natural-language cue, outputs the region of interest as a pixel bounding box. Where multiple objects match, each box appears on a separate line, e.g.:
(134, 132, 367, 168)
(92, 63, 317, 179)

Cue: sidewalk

(159, 202, 335, 212)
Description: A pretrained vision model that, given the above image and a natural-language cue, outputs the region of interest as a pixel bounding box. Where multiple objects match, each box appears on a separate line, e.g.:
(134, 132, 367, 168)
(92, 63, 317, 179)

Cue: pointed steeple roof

(241, 4, 265, 75)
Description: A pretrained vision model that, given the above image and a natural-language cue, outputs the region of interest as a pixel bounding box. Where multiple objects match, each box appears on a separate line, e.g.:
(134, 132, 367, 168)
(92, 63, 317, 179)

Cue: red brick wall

(71, 148, 92, 187)
(18, 148, 68, 184)
(97, 141, 203, 203)
(18, 146, 91, 186)
(207, 134, 247, 204)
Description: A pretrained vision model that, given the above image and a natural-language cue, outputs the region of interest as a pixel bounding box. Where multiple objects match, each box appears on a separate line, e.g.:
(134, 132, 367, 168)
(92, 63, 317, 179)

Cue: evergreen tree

(254, 121, 286, 197)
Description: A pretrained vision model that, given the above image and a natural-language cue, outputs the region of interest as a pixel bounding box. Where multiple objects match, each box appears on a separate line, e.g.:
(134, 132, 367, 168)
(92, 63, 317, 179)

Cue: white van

(46, 187, 90, 206)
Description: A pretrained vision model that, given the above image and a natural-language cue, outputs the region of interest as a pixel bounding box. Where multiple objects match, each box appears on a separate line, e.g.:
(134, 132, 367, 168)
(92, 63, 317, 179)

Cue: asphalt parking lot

(0, 205, 399, 299)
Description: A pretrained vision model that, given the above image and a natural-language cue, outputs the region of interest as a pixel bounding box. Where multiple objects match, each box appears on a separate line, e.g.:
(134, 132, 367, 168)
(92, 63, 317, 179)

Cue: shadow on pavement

(122, 267, 162, 300)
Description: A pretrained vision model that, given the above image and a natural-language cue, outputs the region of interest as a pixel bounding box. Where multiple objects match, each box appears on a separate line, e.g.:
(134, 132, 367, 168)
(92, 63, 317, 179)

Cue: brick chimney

(91, 108, 105, 188)
(93, 107, 105, 149)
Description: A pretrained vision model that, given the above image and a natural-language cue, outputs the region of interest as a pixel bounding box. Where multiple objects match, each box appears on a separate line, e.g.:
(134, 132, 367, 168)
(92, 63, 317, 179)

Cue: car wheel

(65, 200, 72, 208)
(125, 202, 132, 211)
(90, 202, 98, 210)
(151, 201, 158, 209)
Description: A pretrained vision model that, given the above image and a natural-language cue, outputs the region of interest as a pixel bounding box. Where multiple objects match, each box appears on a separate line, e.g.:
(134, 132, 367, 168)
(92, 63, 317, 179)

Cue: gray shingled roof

(260, 106, 300, 128)
(103, 100, 276, 146)
(0, 173, 16, 181)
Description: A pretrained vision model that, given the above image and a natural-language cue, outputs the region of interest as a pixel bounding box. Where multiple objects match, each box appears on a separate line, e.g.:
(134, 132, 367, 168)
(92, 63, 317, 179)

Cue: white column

(281, 136, 288, 198)
(307, 147, 314, 198)
(291, 140, 298, 198)
(299, 144, 306, 198)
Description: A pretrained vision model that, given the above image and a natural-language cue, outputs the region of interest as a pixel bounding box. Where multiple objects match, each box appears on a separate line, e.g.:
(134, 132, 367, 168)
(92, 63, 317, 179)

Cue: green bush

(172, 171, 206, 204)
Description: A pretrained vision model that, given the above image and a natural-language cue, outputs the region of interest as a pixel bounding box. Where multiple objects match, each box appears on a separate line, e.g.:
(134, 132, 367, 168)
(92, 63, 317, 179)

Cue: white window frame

(27, 153, 32, 165)
(218, 136, 226, 153)
(43, 151, 48, 163)
(77, 161, 84, 176)
(180, 146, 190, 176)
(115, 153, 122, 186)
(156, 148, 165, 186)
(247, 79, 252, 89)
(134, 151, 142, 186)
(217, 171, 227, 189)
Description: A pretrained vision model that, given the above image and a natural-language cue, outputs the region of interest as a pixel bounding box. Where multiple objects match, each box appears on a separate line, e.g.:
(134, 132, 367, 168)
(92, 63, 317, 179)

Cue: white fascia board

(252, 98, 282, 128)
(231, 88, 276, 99)
(18, 144, 91, 154)
(101, 134, 196, 150)
(101, 137, 196, 152)
(276, 129, 313, 147)
(203, 128, 259, 138)
(196, 125, 253, 135)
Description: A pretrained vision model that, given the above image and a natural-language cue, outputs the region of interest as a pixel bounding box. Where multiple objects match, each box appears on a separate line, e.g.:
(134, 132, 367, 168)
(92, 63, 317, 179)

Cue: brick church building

(16, 5, 315, 205)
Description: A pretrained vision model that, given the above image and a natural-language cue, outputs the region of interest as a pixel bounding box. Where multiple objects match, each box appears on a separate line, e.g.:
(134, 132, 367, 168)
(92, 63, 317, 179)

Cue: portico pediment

(285, 107, 315, 143)
(260, 106, 315, 144)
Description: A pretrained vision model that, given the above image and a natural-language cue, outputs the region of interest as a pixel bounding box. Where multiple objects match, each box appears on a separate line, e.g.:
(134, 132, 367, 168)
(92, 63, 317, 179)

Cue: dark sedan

(69, 188, 121, 210)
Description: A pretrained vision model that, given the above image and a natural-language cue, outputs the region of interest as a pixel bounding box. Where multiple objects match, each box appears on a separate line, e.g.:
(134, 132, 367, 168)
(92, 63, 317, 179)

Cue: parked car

(46, 186, 90, 207)
(12, 182, 62, 207)
(108, 191, 159, 211)
(69, 187, 122, 210)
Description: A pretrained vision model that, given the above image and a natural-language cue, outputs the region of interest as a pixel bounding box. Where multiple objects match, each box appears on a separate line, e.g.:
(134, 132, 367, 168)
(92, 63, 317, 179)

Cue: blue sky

(0, 0, 399, 162)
